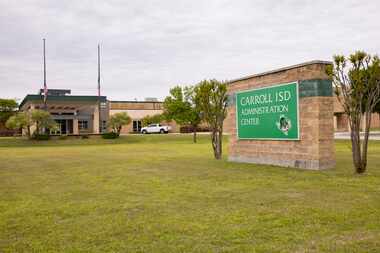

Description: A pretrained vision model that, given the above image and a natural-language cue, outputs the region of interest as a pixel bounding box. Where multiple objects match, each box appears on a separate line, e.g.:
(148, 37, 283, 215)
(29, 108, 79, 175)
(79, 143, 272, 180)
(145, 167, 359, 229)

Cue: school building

(333, 96, 380, 131)
(18, 89, 177, 135)
(109, 100, 178, 134)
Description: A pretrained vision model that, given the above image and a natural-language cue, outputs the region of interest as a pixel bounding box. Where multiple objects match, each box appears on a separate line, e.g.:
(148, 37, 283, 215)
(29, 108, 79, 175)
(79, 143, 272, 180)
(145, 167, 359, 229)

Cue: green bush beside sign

(236, 82, 299, 140)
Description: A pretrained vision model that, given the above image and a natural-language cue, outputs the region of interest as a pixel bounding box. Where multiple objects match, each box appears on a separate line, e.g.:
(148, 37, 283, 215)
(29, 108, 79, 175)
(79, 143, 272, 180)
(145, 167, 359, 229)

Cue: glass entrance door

(60, 120, 67, 134)
(67, 120, 73, 134)
(133, 120, 142, 132)
(52, 119, 74, 135)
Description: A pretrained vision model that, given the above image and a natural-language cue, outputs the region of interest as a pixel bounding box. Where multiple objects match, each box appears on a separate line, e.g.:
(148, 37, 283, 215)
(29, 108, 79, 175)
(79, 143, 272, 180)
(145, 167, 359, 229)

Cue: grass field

(1, 135, 380, 252)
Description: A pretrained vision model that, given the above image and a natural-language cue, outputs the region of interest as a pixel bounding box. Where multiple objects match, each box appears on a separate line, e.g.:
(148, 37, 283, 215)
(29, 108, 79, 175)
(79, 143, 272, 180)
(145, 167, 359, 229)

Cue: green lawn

(0, 135, 380, 252)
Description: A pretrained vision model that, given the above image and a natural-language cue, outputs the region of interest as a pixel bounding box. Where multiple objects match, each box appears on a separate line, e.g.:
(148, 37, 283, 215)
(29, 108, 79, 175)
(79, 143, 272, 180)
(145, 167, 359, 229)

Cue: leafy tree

(5, 112, 32, 138)
(163, 86, 201, 143)
(0, 99, 18, 125)
(31, 109, 57, 135)
(327, 51, 380, 173)
(194, 79, 228, 159)
(6, 110, 56, 138)
(141, 114, 164, 127)
(108, 112, 131, 135)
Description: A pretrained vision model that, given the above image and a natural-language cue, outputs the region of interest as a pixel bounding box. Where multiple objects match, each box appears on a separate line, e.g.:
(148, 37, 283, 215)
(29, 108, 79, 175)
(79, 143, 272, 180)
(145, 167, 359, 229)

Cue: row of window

(82, 120, 138, 132)
(49, 119, 108, 134)
(78, 120, 107, 131)
(51, 119, 138, 133)
(79, 121, 142, 132)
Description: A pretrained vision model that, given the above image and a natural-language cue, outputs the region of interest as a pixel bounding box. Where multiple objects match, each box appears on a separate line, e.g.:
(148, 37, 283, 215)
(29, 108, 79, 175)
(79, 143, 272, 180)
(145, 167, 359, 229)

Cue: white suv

(141, 124, 171, 134)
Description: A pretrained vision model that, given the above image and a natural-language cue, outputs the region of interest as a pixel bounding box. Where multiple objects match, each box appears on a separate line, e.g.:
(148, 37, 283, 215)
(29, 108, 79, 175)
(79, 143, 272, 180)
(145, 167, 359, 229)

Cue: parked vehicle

(141, 124, 171, 134)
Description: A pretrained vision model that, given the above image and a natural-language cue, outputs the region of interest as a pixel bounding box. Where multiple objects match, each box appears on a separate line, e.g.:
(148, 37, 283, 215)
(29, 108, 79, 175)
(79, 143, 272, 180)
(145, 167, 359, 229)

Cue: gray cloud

(0, 0, 379, 101)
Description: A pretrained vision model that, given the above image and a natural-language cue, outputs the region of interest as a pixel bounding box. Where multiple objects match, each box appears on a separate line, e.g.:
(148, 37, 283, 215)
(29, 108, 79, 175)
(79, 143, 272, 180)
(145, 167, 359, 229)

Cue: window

(101, 120, 107, 132)
(78, 120, 88, 130)
(100, 102, 107, 109)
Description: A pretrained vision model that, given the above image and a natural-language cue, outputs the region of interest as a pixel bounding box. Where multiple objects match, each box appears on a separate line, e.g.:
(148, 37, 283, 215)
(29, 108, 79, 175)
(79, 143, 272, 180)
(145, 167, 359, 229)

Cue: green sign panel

(236, 82, 299, 140)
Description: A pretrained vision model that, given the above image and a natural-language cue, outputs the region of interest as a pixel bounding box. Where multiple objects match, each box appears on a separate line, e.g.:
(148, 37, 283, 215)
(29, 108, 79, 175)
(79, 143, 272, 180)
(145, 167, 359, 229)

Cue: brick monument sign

(225, 61, 336, 170)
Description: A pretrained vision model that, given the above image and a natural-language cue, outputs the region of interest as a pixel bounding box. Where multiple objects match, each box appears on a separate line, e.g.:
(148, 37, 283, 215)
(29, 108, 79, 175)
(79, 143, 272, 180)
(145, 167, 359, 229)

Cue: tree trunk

(211, 129, 222, 160)
(192, 125, 197, 143)
(36, 122, 39, 135)
(217, 129, 223, 159)
(27, 126, 31, 139)
(211, 130, 217, 159)
(360, 111, 372, 173)
(351, 129, 363, 173)
(350, 116, 365, 173)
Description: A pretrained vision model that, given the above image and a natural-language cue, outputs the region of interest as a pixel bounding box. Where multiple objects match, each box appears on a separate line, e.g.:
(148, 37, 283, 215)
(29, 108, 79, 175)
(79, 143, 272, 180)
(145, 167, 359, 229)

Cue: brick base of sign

(225, 61, 336, 170)
(228, 156, 336, 170)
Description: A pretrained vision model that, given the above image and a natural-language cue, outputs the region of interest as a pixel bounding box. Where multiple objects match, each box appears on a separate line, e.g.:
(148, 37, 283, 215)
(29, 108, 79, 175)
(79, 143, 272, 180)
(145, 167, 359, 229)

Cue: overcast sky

(1, 0, 379, 101)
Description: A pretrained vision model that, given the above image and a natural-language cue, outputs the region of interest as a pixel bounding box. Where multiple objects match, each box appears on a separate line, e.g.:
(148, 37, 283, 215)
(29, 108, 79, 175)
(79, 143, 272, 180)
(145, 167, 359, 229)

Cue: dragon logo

(276, 115, 291, 136)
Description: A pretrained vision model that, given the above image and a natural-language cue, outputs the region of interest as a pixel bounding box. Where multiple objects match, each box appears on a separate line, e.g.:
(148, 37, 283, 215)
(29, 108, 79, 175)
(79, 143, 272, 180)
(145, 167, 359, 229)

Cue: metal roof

(19, 94, 107, 109)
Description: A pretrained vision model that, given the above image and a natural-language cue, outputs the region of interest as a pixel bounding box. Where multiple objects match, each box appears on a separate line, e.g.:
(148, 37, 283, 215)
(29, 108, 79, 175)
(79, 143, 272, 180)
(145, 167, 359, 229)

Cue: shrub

(180, 125, 210, 133)
(33, 133, 50, 141)
(101, 132, 119, 139)
(108, 112, 131, 135)
(81, 135, 89, 139)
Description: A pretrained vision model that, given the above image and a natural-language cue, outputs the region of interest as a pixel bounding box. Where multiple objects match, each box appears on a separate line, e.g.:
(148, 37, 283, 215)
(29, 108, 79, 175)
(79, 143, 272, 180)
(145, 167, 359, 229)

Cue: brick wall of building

(334, 96, 380, 131)
(109, 101, 179, 134)
(110, 101, 163, 110)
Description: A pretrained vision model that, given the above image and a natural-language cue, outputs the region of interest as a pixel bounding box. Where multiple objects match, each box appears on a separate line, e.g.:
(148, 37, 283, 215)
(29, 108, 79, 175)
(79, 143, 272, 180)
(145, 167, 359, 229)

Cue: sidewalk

(335, 131, 380, 140)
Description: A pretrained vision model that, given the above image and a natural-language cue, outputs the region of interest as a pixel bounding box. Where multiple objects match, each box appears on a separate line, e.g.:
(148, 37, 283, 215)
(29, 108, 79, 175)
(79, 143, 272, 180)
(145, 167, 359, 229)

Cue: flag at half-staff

(43, 38, 48, 109)
(97, 44, 101, 97)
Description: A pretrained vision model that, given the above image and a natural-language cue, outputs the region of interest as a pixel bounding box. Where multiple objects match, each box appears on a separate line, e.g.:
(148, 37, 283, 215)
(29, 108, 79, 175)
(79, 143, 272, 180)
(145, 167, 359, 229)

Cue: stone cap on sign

(227, 79, 333, 107)
(227, 60, 332, 84)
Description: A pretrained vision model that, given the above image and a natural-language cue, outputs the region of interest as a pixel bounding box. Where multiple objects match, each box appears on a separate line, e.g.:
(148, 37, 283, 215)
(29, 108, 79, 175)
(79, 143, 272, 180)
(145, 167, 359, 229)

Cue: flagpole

(98, 44, 101, 97)
(43, 38, 47, 110)
(98, 44, 102, 133)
